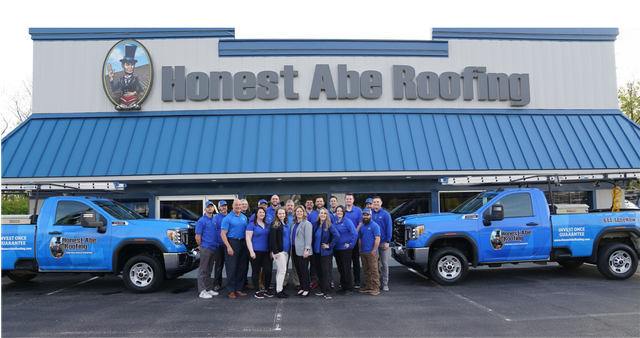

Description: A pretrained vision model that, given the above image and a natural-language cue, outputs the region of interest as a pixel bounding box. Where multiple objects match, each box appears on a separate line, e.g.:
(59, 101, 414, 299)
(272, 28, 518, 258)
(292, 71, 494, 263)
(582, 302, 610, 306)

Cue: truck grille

(182, 224, 198, 251)
(393, 219, 406, 246)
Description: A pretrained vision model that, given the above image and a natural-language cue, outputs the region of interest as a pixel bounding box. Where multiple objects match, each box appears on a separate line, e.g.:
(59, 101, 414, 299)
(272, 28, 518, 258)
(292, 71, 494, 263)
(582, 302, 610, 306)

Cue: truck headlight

(409, 225, 424, 240)
(167, 229, 183, 245)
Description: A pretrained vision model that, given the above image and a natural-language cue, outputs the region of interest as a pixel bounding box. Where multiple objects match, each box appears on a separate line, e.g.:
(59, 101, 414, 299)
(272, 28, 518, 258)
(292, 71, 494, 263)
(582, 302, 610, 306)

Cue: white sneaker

(383, 285, 389, 291)
(199, 290, 213, 299)
(207, 290, 219, 296)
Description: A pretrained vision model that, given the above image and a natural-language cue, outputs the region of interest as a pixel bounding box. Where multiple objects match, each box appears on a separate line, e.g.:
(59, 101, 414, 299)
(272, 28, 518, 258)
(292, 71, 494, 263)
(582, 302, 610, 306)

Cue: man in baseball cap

(212, 200, 228, 291)
(358, 208, 381, 296)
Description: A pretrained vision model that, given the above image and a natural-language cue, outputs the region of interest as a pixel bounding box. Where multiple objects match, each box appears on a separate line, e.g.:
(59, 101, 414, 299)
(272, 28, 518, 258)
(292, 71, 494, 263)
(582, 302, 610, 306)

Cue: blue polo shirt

(195, 214, 218, 251)
(221, 212, 248, 239)
(307, 209, 319, 225)
(292, 222, 300, 246)
(266, 205, 279, 219)
(282, 223, 291, 253)
(249, 213, 274, 225)
(287, 213, 293, 225)
(212, 212, 227, 246)
(358, 220, 381, 253)
(334, 217, 357, 250)
(247, 222, 270, 252)
(344, 205, 363, 229)
(372, 208, 393, 243)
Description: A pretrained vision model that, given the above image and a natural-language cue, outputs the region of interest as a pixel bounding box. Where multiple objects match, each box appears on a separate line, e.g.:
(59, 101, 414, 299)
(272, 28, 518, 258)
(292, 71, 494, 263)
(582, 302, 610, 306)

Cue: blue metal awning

(2, 109, 639, 180)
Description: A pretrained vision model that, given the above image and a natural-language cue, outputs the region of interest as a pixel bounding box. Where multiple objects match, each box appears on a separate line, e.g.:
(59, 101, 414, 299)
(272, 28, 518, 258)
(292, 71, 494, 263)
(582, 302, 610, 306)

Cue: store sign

(102, 39, 153, 110)
(162, 65, 530, 106)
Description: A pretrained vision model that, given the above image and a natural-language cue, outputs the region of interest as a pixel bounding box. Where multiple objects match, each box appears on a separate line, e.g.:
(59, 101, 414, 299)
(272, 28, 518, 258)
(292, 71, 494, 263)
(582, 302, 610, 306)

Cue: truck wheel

(123, 255, 165, 293)
(596, 243, 638, 280)
(557, 260, 584, 269)
(429, 247, 469, 286)
(6, 272, 37, 282)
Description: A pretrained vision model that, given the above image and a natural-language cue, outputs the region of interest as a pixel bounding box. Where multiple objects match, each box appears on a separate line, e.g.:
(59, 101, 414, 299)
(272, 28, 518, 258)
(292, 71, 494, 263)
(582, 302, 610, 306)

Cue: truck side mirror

(81, 210, 106, 231)
(483, 205, 505, 226)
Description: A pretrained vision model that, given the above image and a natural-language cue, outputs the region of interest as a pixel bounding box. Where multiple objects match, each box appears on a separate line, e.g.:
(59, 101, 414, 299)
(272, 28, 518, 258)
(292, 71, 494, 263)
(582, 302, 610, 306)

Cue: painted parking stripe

(409, 268, 512, 321)
(46, 276, 99, 296)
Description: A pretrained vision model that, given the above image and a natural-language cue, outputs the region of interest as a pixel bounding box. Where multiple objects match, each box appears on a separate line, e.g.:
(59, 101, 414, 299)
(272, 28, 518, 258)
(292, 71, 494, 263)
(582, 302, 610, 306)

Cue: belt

(228, 238, 245, 241)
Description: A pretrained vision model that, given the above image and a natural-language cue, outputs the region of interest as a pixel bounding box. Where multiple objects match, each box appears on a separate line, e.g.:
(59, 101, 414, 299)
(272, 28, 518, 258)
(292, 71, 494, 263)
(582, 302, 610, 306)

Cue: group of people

(195, 194, 392, 300)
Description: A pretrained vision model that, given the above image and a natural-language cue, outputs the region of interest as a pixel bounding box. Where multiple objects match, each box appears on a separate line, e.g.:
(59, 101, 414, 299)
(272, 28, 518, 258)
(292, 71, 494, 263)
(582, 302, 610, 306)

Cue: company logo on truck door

(49, 236, 97, 258)
(491, 228, 532, 250)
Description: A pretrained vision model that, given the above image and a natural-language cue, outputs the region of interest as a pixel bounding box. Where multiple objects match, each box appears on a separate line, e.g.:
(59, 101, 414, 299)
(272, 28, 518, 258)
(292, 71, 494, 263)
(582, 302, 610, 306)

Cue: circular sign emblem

(102, 39, 153, 110)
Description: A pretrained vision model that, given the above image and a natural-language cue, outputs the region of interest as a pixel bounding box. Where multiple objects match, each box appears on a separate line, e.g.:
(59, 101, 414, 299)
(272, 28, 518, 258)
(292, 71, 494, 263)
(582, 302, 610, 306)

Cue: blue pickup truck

(392, 188, 640, 285)
(1, 196, 199, 292)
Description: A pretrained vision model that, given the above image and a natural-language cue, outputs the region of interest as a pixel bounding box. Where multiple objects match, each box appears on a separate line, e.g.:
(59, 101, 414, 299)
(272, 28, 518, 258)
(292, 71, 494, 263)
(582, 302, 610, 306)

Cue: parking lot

(2, 263, 639, 337)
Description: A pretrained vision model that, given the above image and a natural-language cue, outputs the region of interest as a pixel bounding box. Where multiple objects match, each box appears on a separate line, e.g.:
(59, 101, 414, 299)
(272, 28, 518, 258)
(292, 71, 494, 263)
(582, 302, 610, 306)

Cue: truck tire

(429, 247, 469, 286)
(6, 271, 37, 282)
(123, 255, 165, 293)
(557, 260, 584, 269)
(596, 243, 638, 280)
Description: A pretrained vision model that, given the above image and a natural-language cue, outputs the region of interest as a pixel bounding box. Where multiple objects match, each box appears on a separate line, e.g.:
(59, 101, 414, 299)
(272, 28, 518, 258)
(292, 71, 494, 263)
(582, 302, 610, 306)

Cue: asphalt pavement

(2, 263, 639, 337)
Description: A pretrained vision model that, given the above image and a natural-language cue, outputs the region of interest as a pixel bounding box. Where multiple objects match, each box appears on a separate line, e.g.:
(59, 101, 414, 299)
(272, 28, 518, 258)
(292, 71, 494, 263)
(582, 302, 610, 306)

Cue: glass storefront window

(117, 198, 149, 218)
(440, 191, 481, 212)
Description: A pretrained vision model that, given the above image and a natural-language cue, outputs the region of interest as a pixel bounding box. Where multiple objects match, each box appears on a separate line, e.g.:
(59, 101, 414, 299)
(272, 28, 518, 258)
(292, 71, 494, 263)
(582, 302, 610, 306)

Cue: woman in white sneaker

(269, 207, 291, 298)
(246, 208, 273, 299)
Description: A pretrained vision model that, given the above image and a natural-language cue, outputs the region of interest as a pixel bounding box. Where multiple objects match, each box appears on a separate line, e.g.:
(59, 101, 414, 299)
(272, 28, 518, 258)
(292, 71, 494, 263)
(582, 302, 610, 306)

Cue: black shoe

(342, 290, 352, 296)
(336, 290, 345, 295)
(354, 284, 360, 289)
(213, 285, 222, 292)
(276, 292, 288, 298)
(281, 290, 289, 297)
(324, 293, 332, 300)
(315, 291, 324, 297)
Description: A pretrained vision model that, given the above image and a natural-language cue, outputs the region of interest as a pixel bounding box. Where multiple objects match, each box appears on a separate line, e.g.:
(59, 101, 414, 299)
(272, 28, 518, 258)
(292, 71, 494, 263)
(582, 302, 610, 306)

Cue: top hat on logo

(119, 44, 138, 64)
(55, 236, 61, 244)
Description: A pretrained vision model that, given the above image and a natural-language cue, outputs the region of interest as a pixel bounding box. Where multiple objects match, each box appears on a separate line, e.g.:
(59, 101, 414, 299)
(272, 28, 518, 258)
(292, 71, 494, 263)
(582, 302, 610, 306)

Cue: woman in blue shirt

(313, 207, 340, 299)
(269, 207, 291, 298)
(333, 205, 358, 295)
(246, 208, 272, 299)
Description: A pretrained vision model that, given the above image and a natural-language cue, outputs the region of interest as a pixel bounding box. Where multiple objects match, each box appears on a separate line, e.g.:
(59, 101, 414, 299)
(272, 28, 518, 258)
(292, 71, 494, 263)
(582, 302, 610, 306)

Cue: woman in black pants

(333, 205, 358, 295)
(246, 208, 272, 299)
(290, 205, 313, 297)
(313, 207, 340, 299)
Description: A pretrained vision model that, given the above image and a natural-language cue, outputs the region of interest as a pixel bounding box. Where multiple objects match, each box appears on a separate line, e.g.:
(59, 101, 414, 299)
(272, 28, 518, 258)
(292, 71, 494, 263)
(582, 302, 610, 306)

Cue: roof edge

(29, 28, 236, 41)
(432, 28, 619, 42)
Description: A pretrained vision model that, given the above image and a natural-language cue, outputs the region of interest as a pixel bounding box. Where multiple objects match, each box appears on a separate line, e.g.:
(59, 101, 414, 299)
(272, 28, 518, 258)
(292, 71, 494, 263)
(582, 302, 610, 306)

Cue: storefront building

(2, 28, 639, 218)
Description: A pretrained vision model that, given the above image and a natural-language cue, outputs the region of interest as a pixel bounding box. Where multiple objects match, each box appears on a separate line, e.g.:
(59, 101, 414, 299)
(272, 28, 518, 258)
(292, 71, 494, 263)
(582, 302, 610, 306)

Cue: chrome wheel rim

(608, 250, 632, 275)
(437, 255, 461, 280)
(129, 262, 154, 287)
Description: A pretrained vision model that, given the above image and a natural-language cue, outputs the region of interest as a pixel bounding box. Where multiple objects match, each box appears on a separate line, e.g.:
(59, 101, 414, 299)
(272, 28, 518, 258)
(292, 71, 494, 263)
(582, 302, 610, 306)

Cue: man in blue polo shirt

(307, 196, 325, 225)
(267, 195, 280, 219)
(344, 193, 363, 288)
(372, 196, 393, 291)
(365, 198, 373, 210)
(212, 200, 228, 292)
(220, 199, 249, 298)
(196, 201, 220, 299)
(358, 208, 381, 296)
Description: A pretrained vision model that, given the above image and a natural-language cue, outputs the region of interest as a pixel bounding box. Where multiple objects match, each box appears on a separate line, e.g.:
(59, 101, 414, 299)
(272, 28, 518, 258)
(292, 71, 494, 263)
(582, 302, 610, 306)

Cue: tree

(618, 81, 640, 124)
(1, 194, 29, 215)
(1, 78, 32, 137)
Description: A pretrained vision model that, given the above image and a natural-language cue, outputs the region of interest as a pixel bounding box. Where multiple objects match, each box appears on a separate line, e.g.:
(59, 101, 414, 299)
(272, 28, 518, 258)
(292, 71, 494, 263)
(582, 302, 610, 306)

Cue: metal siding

(593, 115, 631, 168)
(20, 119, 56, 178)
(507, 115, 540, 169)
(446, 115, 474, 170)
(567, 115, 603, 168)
(433, 115, 460, 170)
(285, 114, 301, 172)
(300, 115, 315, 172)
(225, 116, 245, 173)
(381, 114, 404, 170)
(239, 115, 258, 173)
(368, 114, 389, 171)
(180, 116, 205, 174)
(484, 115, 515, 169)
(394, 115, 418, 171)
(4, 119, 41, 177)
(256, 115, 273, 173)
(578, 115, 618, 169)
(613, 116, 640, 168)
(196, 116, 218, 174)
(106, 118, 137, 175)
(519, 115, 554, 169)
(406, 115, 432, 170)
(93, 118, 125, 176)
(327, 115, 346, 172)
(458, 115, 488, 170)
(165, 117, 191, 174)
(271, 115, 287, 172)
(48, 119, 84, 177)
(354, 114, 374, 171)
(420, 115, 447, 170)
(211, 116, 232, 173)
(77, 118, 111, 176)
(63, 119, 97, 176)
(34, 119, 68, 177)
(122, 118, 151, 175)
(313, 115, 331, 172)
(554, 115, 591, 169)
(544, 115, 580, 168)
(495, 115, 528, 169)
(341, 114, 360, 171)
(470, 115, 500, 170)
(137, 118, 165, 175)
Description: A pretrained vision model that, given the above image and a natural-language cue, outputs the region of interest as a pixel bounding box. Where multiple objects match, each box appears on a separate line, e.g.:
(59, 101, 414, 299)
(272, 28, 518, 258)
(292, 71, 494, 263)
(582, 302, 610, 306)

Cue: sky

(0, 0, 638, 133)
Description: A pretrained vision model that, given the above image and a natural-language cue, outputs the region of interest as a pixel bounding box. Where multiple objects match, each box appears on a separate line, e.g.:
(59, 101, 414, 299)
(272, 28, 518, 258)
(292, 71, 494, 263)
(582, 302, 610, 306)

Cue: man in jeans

(358, 208, 381, 296)
(195, 201, 220, 299)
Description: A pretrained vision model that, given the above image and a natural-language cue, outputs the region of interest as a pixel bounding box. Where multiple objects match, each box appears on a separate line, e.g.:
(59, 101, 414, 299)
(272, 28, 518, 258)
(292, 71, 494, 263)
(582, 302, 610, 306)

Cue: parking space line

(273, 299, 284, 331)
(511, 312, 640, 322)
(409, 268, 512, 322)
(46, 276, 99, 296)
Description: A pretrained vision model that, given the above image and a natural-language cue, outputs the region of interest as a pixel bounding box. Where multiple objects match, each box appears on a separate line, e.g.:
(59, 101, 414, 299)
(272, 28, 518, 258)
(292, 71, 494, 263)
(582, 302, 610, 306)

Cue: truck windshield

(451, 192, 499, 214)
(93, 200, 145, 220)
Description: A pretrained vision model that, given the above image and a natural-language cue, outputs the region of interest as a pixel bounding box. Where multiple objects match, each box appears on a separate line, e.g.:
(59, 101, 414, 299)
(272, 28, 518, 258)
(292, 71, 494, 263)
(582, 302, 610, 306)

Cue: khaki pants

(360, 252, 380, 292)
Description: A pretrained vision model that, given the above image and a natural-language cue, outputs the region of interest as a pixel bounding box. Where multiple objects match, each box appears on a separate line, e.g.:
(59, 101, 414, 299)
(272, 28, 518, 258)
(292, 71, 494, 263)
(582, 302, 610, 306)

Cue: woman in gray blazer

(290, 205, 313, 297)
